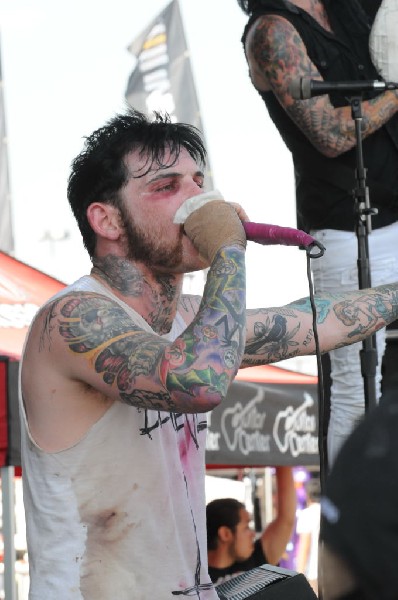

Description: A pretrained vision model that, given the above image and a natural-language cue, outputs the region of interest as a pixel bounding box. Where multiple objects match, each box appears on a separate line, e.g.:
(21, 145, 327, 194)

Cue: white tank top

(20, 276, 217, 600)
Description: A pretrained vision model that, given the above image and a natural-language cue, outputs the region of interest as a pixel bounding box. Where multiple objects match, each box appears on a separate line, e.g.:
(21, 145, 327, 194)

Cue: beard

(118, 203, 185, 270)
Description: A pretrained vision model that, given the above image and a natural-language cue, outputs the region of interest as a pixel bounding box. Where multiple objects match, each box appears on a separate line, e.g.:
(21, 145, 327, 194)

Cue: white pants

(310, 222, 398, 466)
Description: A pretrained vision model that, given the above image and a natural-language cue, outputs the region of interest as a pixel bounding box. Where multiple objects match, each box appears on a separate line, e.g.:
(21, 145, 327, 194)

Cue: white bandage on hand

(173, 189, 225, 223)
(174, 190, 246, 264)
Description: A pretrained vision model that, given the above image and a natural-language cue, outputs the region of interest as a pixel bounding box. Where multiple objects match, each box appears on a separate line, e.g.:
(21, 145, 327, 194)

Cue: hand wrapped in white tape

(174, 190, 246, 264)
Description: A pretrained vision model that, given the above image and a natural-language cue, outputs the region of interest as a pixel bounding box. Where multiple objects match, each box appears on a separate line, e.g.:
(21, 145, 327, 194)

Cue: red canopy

(0, 251, 65, 466)
(0, 251, 65, 359)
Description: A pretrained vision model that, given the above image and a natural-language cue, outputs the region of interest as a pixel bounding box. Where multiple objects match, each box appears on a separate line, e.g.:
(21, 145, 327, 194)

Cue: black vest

(242, 0, 398, 232)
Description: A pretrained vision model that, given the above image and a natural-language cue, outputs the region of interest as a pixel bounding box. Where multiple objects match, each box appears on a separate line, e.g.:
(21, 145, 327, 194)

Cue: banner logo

(273, 392, 318, 457)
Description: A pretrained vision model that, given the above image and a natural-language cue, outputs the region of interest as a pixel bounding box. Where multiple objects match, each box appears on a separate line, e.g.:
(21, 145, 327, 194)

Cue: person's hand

(183, 200, 246, 263)
(230, 202, 250, 223)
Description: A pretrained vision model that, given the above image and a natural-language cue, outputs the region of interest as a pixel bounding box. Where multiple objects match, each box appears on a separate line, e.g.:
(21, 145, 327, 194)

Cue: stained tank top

(20, 275, 216, 599)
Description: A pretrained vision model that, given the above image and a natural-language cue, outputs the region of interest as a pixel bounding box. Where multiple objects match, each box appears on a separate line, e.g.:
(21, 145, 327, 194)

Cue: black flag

(125, 0, 213, 188)
(126, 0, 201, 126)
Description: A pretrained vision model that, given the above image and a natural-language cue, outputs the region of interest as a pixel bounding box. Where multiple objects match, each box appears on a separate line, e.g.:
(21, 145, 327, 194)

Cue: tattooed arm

(244, 15, 398, 157)
(25, 247, 246, 419)
(242, 283, 398, 367)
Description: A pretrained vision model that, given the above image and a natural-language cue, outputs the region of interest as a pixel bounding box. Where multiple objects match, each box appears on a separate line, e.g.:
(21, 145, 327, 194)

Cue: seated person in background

(320, 397, 398, 600)
(206, 466, 296, 584)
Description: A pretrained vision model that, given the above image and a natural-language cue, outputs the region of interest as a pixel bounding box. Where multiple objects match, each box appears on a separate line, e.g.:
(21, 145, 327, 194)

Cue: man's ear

(87, 202, 121, 241)
(218, 526, 234, 543)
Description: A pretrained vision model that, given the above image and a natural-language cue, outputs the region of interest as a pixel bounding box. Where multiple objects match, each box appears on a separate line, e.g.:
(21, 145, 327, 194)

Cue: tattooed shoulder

(38, 297, 64, 352)
(39, 292, 140, 352)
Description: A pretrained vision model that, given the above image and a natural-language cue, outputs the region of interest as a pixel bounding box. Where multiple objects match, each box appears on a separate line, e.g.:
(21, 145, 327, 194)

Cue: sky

(0, 0, 312, 315)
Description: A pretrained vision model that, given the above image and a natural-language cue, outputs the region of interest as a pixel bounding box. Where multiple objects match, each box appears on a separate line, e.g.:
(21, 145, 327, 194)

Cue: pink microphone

(244, 221, 313, 246)
(173, 192, 325, 257)
(243, 222, 325, 257)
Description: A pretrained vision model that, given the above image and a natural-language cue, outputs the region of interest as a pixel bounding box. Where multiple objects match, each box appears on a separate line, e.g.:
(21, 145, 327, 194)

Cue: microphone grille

(288, 78, 312, 100)
(288, 78, 303, 100)
(300, 77, 312, 100)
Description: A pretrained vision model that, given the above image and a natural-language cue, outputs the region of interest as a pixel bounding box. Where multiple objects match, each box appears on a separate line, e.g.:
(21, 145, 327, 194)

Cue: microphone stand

(349, 95, 378, 413)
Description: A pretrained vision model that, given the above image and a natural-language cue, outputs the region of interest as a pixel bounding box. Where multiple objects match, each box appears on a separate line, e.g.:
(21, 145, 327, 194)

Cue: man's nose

(185, 177, 203, 195)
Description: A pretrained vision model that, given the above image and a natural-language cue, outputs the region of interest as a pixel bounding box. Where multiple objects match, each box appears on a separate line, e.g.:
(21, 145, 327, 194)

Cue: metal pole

(1, 466, 17, 600)
(350, 96, 378, 413)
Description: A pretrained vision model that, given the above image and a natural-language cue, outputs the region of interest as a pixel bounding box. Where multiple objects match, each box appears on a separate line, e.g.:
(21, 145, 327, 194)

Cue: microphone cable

(305, 244, 329, 600)
(305, 244, 328, 495)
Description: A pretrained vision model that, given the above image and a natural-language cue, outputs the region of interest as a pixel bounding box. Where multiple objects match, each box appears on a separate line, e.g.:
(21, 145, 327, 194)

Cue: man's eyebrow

(147, 169, 205, 184)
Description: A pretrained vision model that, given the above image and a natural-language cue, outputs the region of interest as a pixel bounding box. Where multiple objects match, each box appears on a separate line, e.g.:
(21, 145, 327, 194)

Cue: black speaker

(215, 564, 317, 600)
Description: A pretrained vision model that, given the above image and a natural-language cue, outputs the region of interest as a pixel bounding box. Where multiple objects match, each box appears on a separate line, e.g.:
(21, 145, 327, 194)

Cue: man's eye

(157, 182, 175, 192)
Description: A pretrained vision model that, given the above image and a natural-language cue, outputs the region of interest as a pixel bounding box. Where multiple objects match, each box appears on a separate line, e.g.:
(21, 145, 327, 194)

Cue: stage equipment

(215, 564, 317, 600)
(290, 83, 379, 413)
(289, 77, 397, 100)
(347, 95, 379, 413)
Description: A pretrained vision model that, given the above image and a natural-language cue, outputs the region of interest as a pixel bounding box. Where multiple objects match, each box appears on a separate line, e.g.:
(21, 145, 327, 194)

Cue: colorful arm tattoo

(43, 247, 246, 412)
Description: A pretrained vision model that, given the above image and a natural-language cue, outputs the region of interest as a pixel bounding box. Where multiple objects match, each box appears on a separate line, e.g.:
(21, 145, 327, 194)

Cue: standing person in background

(296, 478, 321, 595)
(237, 0, 398, 466)
(206, 466, 296, 584)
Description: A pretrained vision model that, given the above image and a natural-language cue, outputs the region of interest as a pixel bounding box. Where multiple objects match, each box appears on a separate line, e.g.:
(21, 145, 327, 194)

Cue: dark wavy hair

(67, 107, 207, 258)
(206, 498, 245, 550)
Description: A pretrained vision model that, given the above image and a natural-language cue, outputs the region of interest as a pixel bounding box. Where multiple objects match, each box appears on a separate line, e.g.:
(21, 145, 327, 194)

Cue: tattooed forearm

(243, 284, 398, 367)
(160, 248, 246, 405)
(244, 308, 301, 364)
(287, 297, 330, 323)
(332, 286, 398, 339)
(288, 91, 398, 158)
